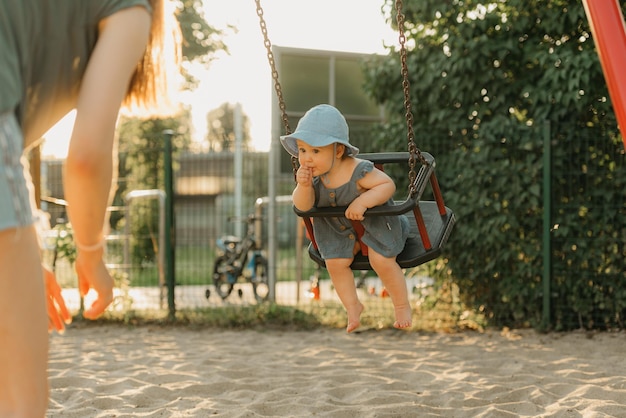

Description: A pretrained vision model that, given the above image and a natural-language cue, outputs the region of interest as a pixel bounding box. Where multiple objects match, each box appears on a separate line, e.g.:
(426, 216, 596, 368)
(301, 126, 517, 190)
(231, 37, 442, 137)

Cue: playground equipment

(256, 0, 456, 271)
(582, 0, 626, 149)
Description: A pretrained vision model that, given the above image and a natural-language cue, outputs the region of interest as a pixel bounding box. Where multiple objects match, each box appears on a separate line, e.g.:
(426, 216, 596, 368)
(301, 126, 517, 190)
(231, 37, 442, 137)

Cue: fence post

(163, 130, 176, 318)
(541, 122, 551, 329)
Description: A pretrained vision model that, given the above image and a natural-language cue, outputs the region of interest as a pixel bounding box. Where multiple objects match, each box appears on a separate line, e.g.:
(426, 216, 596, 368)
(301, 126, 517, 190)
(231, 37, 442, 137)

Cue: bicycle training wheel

(252, 255, 270, 303)
(212, 256, 235, 300)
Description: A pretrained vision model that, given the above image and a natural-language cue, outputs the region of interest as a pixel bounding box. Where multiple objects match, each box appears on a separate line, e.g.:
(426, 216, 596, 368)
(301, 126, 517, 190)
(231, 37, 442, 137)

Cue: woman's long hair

(123, 0, 182, 115)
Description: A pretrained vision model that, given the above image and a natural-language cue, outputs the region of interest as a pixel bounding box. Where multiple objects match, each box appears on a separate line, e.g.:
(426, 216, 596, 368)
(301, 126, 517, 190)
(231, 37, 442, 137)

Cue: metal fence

(39, 125, 625, 329)
(40, 133, 398, 316)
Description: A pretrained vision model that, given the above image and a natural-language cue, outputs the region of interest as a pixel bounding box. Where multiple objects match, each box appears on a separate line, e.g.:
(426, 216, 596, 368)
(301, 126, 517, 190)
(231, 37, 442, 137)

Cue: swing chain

(256, 0, 426, 187)
(395, 0, 427, 197)
(254, 0, 299, 178)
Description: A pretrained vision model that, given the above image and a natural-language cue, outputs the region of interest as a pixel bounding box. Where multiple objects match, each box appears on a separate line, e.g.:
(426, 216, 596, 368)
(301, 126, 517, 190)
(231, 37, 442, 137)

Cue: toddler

(280, 104, 412, 332)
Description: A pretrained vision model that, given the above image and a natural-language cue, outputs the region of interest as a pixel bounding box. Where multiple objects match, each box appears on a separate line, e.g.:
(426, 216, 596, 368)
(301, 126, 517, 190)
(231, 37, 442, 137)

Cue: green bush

(363, 0, 626, 330)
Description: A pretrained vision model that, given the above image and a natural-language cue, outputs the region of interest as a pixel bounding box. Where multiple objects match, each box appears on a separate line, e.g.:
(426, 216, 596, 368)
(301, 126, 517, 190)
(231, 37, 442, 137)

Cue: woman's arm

(64, 6, 151, 319)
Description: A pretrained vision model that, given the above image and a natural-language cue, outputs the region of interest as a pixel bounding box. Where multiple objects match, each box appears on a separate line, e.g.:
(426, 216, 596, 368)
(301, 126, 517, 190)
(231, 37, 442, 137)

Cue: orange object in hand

(44, 267, 72, 333)
(309, 283, 320, 300)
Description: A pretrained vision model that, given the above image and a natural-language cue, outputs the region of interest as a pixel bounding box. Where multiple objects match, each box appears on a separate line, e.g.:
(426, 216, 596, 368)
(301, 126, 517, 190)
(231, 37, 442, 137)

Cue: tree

(205, 103, 252, 152)
(363, 0, 626, 329)
(113, 112, 191, 265)
(112, 1, 226, 265)
(366, 0, 620, 147)
(176, 0, 228, 89)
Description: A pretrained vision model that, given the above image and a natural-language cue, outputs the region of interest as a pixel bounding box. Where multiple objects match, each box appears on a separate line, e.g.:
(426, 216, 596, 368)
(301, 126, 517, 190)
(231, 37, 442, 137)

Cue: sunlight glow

(42, 0, 397, 157)
(42, 111, 75, 158)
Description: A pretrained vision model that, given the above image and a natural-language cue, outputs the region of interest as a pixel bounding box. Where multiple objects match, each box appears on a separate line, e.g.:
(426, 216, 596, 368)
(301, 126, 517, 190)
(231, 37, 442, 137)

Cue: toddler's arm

(345, 168, 396, 220)
(292, 165, 316, 211)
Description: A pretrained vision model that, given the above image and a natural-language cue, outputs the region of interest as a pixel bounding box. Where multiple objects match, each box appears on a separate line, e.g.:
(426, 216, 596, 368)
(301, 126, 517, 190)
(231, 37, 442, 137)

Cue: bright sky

(42, 0, 397, 157)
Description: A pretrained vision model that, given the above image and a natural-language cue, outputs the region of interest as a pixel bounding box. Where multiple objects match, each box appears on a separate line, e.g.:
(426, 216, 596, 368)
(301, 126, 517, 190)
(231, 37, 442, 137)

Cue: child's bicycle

(205, 215, 269, 303)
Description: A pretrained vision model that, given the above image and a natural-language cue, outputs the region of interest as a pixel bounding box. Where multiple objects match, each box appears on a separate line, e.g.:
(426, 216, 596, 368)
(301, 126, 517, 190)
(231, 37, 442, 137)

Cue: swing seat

(295, 152, 456, 270)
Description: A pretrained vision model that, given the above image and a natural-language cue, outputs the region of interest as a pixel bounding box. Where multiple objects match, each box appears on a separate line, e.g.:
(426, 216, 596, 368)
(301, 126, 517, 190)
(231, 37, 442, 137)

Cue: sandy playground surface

(47, 325, 626, 417)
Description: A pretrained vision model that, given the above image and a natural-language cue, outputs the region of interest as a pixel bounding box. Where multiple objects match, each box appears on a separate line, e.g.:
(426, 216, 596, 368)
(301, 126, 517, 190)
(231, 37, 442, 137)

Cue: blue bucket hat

(279, 104, 359, 157)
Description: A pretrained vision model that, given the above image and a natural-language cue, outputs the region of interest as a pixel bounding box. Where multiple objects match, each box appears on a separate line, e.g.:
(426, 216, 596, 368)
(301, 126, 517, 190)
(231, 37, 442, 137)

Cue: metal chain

(395, 0, 427, 197)
(254, 0, 299, 177)
(256, 0, 426, 187)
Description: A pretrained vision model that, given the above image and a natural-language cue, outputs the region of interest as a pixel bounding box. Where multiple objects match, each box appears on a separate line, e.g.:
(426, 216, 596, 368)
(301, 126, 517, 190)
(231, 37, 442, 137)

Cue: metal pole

(234, 103, 244, 237)
(255, 195, 293, 302)
(267, 137, 278, 302)
(541, 121, 551, 329)
(329, 55, 336, 106)
(124, 190, 166, 308)
(163, 130, 176, 318)
(295, 216, 303, 303)
(267, 47, 281, 303)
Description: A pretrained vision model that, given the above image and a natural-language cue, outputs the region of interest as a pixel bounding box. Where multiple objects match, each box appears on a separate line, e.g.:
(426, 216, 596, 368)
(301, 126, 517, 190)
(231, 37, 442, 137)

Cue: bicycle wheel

(252, 255, 269, 303)
(213, 256, 235, 300)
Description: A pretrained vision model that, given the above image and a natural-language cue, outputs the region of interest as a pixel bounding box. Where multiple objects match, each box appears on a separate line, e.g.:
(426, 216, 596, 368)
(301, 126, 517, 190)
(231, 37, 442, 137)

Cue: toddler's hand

(345, 201, 367, 221)
(296, 165, 313, 187)
(44, 267, 72, 333)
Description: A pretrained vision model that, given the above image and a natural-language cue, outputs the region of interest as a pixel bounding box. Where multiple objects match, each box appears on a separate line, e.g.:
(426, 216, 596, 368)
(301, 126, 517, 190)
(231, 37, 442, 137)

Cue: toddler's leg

(369, 251, 412, 329)
(326, 258, 363, 333)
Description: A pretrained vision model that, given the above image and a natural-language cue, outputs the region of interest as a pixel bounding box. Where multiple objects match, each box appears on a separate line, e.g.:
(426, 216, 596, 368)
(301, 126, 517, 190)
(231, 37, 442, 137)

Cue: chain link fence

(39, 123, 625, 330)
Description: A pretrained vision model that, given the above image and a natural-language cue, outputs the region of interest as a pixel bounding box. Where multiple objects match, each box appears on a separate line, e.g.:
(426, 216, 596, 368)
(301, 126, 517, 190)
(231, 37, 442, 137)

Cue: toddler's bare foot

(346, 302, 364, 333)
(393, 304, 412, 329)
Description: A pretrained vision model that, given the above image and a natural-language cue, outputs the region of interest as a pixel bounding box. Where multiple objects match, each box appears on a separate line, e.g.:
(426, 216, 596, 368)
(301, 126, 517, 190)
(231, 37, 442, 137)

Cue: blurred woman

(0, 1, 181, 415)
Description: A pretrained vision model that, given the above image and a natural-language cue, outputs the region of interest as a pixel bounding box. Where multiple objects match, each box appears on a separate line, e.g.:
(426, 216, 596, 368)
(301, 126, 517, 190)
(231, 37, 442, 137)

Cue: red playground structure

(583, 0, 626, 149)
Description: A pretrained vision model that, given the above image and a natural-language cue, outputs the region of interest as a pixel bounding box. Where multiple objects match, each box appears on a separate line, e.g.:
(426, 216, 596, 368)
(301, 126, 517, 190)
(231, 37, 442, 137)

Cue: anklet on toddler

(75, 239, 105, 252)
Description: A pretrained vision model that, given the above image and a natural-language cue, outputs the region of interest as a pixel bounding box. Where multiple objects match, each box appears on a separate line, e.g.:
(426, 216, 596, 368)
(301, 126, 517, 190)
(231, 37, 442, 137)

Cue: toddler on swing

(281, 104, 412, 332)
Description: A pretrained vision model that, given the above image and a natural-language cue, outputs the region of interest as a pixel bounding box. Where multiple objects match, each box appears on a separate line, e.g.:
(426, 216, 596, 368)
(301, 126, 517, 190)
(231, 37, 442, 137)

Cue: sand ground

(46, 325, 626, 417)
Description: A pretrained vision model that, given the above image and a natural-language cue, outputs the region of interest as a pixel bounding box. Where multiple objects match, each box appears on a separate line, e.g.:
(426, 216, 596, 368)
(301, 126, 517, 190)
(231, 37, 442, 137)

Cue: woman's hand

(44, 267, 72, 333)
(75, 250, 114, 320)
